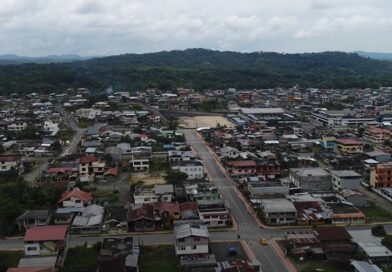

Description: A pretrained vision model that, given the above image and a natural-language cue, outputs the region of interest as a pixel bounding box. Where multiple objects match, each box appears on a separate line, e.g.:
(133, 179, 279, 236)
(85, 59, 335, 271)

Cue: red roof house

(58, 188, 93, 207)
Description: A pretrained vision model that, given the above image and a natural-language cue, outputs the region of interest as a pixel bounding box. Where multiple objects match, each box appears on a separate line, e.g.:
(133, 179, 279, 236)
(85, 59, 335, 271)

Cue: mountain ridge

(0, 48, 392, 94)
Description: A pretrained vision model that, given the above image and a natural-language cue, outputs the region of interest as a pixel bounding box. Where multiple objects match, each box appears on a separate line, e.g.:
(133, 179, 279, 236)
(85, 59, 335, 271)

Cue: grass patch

(78, 119, 95, 128)
(140, 245, 178, 272)
(61, 244, 100, 272)
(362, 203, 392, 222)
(0, 251, 23, 272)
(290, 258, 351, 272)
(57, 129, 75, 141)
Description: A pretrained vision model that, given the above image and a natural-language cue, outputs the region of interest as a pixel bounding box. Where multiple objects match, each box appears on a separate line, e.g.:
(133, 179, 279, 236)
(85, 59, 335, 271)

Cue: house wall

(198, 210, 229, 227)
(332, 176, 362, 191)
(133, 194, 158, 205)
(24, 241, 58, 256)
(0, 161, 18, 171)
(179, 165, 204, 180)
(264, 211, 297, 225)
(62, 196, 86, 208)
(291, 174, 332, 192)
(175, 243, 209, 255)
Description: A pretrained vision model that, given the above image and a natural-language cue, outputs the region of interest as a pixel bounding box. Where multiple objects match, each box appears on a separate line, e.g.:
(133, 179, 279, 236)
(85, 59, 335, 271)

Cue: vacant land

(140, 245, 178, 272)
(62, 244, 99, 272)
(179, 116, 234, 129)
(362, 204, 392, 222)
(129, 174, 166, 185)
(210, 242, 248, 262)
(289, 258, 352, 272)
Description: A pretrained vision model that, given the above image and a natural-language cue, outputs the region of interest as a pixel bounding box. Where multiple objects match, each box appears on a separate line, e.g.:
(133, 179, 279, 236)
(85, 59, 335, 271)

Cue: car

(260, 238, 268, 246)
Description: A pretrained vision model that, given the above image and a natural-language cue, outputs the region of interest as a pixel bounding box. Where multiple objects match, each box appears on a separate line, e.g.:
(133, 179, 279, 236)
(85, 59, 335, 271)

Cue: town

(1, 86, 392, 272)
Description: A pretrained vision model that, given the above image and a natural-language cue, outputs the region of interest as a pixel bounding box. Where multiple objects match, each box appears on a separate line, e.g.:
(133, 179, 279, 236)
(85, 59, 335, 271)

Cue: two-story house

(174, 223, 216, 269)
(171, 160, 204, 180)
(58, 188, 93, 208)
(79, 156, 106, 178)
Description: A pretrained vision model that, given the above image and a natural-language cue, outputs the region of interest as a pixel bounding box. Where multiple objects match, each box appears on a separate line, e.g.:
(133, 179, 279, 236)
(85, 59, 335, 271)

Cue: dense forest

(1, 48, 392, 94)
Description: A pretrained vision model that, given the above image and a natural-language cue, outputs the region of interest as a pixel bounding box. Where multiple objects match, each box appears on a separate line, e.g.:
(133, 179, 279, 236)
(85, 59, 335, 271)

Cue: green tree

(382, 235, 392, 250)
(164, 170, 188, 185)
(372, 224, 387, 237)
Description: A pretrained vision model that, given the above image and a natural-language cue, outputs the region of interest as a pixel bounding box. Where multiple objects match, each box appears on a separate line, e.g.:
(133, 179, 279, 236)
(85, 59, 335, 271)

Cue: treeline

(1, 49, 392, 94)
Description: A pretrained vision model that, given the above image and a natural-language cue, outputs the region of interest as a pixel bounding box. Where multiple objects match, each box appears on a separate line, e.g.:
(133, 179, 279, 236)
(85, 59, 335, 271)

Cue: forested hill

(1, 48, 392, 94)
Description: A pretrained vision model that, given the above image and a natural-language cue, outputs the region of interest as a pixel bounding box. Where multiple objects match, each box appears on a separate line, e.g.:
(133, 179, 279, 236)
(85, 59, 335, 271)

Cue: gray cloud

(0, 0, 391, 56)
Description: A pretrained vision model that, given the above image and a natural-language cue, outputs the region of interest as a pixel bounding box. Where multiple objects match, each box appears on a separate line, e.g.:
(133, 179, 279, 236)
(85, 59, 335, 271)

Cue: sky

(0, 0, 392, 56)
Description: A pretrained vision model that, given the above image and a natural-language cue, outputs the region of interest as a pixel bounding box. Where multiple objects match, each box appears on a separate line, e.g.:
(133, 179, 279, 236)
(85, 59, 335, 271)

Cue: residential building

(348, 229, 392, 262)
(174, 223, 216, 269)
(43, 121, 59, 136)
(7, 121, 27, 131)
(127, 204, 155, 232)
(340, 189, 371, 208)
(16, 210, 51, 231)
(0, 156, 20, 172)
(225, 160, 257, 179)
(79, 156, 106, 178)
(197, 199, 230, 227)
(260, 199, 297, 225)
(351, 260, 383, 272)
(329, 170, 362, 191)
(336, 138, 363, 154)
(171, 160, 204, 180)
(58, 188, 93, 208)
(24, 225, 68, 257)
(313, 226, 354, 261)
(365, 151, 391, 163)
(247, 182, 289, 198)
(129, 159, 150, 172)
(133, 184, 174, 205)
(320, 136, 337, 153)
(71, 204, 104, 234)
(289, 168, 333, 192)
(370, 162, 392, 188)
(363, 127, 391, 145)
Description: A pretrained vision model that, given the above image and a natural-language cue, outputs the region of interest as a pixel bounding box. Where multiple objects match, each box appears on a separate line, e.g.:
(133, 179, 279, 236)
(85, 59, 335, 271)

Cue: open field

(179, 116, 234, 129)
(129, 173, 166, 185)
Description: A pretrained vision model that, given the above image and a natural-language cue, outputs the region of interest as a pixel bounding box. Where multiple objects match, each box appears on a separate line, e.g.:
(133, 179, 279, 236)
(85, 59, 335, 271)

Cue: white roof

(261, 199, 297, 213)
(348, 229, 392, 258)
(73, 214, 103, 227)
(174, 223, 209, 239)
(240, 107, 284, 114)
(351, 261, 382, 272)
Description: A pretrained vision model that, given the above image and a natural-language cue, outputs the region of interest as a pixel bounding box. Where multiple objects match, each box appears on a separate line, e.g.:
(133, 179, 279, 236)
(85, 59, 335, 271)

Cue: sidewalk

(270, 239, 297, 272)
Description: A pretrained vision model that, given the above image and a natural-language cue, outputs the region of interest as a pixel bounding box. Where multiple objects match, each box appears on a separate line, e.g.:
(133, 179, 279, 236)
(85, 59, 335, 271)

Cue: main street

(181, 128, 289, 272)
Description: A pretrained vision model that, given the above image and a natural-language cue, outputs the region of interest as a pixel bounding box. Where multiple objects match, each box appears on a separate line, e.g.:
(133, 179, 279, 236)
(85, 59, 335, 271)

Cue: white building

(171, 160, 204, 180)
(43, 121, 59, 136)
(7, 122, 27, 131)
(174, 223, 209, 256)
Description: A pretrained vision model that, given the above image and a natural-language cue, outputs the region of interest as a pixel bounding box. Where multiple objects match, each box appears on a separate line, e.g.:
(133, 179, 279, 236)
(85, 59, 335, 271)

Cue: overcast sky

(1, 0, 391, 56)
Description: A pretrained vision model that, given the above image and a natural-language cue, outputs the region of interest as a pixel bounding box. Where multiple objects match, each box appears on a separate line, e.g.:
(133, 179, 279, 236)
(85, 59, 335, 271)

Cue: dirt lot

(129, 173, 166, 185)
(179, 116, 234, 128)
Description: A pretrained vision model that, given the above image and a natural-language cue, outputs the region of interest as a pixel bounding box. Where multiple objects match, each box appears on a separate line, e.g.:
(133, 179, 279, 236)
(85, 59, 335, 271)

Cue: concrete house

(289, 168, 333, 192)
(260, 199, 297, 225)
(329, 170, 362, 191)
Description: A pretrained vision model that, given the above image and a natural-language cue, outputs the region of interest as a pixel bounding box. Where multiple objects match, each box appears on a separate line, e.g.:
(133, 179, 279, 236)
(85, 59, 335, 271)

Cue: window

(27, 246, 37, 251)
(178, 246, 186, 251)
(191, 245, 197, 250)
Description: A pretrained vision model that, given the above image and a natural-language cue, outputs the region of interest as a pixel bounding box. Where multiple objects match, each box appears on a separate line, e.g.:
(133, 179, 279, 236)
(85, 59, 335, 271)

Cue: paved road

(181, 129, 289, 272)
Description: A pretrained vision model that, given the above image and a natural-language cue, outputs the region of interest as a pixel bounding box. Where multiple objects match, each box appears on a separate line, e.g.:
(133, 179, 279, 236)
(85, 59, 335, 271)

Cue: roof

(290, 168, 330, 177)
(226, 160, 257, 167)
(47, 167, 73, 174)
(79, 155, 98, 164)
(73, 214, 103, 227)
(104, 167, 118, 176)
(329, 170, 361, 178)
(314, 226, 351, 241)
(174, 223, 209, 239)
(0, 156, 19, 162)
(261, 199, 297, 213)
(366, 127, 390, 134)
(336, 138, 362, 145)
(240, 107, 284, 115)
(179, 202, 198, 212)
(17, 210, 50, 221)
(128, 204, 154, 222)
(153, 202, 180, 215)
(18, 256, 57, 268)
(154, 184, 174, 194)
(24, 225, 68, 242)
(350, 261, 382, 272)
(58, 188, 93, 204)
